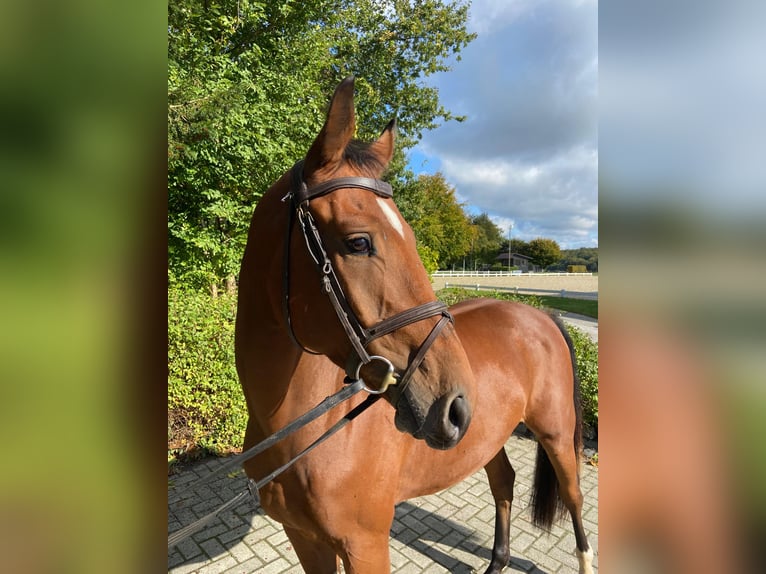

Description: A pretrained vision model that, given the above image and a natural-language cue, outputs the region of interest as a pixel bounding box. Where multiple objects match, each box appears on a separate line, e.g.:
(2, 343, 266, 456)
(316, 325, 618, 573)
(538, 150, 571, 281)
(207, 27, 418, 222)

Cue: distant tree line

(546, 247, 599, 273)
(421, 187, 597, 273)
(369, 172, 597, 274)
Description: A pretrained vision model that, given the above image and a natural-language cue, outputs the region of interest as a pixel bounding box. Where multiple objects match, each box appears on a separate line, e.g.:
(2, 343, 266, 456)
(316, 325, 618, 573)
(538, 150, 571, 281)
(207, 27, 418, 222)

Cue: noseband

(282, 160, 453, 397)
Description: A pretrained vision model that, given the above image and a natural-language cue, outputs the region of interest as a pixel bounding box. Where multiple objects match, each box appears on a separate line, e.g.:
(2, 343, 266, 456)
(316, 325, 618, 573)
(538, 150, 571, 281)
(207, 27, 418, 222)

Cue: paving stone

(170, 559, 203, 574)
(401, 513, 431, 535)
(257, 557, 292, 574)
(249, 539, 279, 564)
(274, 539, 298, 562)
(202, 555, 238, 574)
(168, 550, 185, 569)
(175, 537, 203, 561)
(422, 514, 453, 537)
(390, 518, 407, 535)
(399, 542, 436, 568)
(217, 523, 253, 546)
(523, 546, 565, 573)
(420, 562, 450, 573)
(548, 544, 581, 570)
(395, 562, 428, 574)
(389, 546, 409, 569)
(439, 529, 471, 551)
(219, 511, 247, 529)
(227, 541, 255, 563)
(394, 526, 421, 547)
(199, 537, 226, 559)
(227, 556, 264, 573)
(192, 523, 230, 543)
(168, 433, 598, 573)
(265, 528, 289, 548)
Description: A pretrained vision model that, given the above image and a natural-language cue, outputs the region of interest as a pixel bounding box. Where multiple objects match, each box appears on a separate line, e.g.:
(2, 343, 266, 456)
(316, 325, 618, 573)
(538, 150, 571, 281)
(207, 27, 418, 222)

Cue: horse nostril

(448, 394, 470, 432)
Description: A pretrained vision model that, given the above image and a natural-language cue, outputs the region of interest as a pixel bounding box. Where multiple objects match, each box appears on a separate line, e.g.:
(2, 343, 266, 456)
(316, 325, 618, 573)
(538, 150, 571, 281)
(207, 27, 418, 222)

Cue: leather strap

(395, 313, 453, 401)
(365, 301, 452, 344)
(291, 160, 393, 203)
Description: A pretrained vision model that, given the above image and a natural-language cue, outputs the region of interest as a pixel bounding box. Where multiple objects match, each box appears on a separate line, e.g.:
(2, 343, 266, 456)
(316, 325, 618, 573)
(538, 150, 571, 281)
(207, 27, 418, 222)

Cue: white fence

(432, 270, 593, 277)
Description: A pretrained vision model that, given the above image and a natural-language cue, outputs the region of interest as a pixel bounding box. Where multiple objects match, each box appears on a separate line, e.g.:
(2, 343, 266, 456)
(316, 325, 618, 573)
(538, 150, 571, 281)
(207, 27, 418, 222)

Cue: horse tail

(531, 314, 583, 530)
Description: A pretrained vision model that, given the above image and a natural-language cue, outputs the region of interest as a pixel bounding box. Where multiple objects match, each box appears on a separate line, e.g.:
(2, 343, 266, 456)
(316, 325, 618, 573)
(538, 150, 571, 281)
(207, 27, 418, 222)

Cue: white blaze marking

(376, 197, 405, 238)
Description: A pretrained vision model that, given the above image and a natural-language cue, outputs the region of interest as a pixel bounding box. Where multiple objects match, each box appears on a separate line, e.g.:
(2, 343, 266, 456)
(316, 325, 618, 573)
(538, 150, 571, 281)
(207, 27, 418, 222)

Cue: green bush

(168, 288, 246, 458)
(567, 264, 588, 273)
(417, 243, 439, 275)
(437, 287, 541, 308)
(567, 325, 599, 432)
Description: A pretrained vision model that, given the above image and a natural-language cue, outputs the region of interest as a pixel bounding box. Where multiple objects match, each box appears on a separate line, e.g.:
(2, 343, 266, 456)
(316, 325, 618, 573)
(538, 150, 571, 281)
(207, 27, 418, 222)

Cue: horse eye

(346, 236, 371, 254)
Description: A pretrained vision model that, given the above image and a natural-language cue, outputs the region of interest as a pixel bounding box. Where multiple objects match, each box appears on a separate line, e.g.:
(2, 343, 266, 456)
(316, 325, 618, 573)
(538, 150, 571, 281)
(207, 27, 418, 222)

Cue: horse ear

(368, 118, 397, 169)
(304, 77, 356, 177)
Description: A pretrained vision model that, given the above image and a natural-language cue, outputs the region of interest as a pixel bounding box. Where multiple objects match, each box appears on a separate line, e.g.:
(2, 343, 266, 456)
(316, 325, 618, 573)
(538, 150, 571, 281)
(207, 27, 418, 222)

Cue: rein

(168, 380, 379, 549)
(169, 160, 454, 550)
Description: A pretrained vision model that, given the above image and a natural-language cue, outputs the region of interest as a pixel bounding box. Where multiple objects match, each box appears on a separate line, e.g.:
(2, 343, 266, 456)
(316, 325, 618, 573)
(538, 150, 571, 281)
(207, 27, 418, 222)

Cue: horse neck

(240, 176, 290, 325)
(236, 175, 303, 408)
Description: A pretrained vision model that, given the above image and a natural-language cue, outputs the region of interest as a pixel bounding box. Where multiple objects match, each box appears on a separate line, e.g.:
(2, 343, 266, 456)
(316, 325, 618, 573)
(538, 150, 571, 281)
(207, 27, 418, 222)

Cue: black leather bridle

(282, 159, 454, 397)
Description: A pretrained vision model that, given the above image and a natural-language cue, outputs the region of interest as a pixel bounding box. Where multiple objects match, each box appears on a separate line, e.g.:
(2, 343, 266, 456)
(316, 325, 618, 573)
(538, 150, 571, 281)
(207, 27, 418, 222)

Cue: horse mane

(343, 140, 387, 177)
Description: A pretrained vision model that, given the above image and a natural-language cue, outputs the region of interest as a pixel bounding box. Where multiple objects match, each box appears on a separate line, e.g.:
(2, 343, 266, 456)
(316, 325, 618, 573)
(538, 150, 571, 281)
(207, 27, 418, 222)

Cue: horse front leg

(284, 525, 340, 574)
(337, 529, 392, 574)
(483, 448, 516, 574)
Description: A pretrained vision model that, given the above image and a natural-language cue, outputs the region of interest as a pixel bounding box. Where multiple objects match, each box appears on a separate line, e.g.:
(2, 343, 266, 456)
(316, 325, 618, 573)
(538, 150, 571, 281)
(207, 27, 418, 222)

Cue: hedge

(168, 287, 597, 461)
(168, 288, 245, 458)
(567, 325, 599, 430)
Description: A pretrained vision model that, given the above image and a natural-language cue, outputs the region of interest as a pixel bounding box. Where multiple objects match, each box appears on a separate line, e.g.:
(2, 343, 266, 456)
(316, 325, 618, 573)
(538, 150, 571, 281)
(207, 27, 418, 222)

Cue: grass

(437, 288, 598, 319)
(528, 295, 597, 319)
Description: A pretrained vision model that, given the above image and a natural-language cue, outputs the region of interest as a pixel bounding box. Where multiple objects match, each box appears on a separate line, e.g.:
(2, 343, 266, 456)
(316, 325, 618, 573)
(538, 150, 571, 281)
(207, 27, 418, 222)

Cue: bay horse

(235, 77, 594, 573)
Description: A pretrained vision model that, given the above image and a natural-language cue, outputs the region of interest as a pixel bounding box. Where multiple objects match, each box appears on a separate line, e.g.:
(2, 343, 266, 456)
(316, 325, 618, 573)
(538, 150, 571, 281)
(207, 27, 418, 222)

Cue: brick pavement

(168, 431, 598, 573)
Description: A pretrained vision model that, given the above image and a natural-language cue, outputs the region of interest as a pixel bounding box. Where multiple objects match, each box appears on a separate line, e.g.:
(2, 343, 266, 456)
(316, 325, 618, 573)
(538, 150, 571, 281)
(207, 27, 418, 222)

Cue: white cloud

(412, 0, 598, 248)
(439, 159, 541, 188)
(436, 145, 597, 248)
(468, 0, 540, 35)
(469, 0, 597, 36)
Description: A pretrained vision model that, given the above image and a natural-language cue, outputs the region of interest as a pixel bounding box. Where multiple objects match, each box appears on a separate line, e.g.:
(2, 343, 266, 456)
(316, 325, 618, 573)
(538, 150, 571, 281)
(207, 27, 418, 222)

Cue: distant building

(495, 252, 540, 272)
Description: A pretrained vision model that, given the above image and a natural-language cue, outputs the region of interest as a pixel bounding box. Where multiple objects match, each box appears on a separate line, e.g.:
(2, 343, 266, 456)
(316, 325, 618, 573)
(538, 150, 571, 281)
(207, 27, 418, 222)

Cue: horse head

(282, 77, 475, 449)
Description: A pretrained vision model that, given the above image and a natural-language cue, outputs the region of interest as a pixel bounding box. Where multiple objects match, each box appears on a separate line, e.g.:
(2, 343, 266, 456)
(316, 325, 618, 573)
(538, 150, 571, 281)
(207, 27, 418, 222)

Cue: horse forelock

(342, 139, 388, 178)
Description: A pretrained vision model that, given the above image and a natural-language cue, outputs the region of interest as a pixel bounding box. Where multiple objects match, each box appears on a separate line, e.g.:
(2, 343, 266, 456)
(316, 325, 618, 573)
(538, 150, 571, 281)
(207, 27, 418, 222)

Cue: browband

(290, 160, 393, 204)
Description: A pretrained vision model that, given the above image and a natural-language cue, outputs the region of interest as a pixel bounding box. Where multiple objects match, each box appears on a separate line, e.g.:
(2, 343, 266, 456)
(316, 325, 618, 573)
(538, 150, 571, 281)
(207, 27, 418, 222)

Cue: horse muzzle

(393, 387, 472, 450)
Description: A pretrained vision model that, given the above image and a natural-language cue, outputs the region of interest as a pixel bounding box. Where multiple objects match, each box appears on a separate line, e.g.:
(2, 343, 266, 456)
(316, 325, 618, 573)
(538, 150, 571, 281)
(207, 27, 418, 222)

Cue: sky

(409, 0, 598, 249)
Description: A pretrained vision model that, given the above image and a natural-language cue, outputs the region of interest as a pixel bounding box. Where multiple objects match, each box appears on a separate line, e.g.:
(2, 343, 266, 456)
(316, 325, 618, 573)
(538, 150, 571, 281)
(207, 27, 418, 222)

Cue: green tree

(395, 172, 473, 269)
(470, 213, 504, 267)
(510, 238, 529, 256)
(168, 0, 476, 293)
(526, 237, 561, 270)
(548, 247, 598, 272)
(496, 238, 529, 269)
